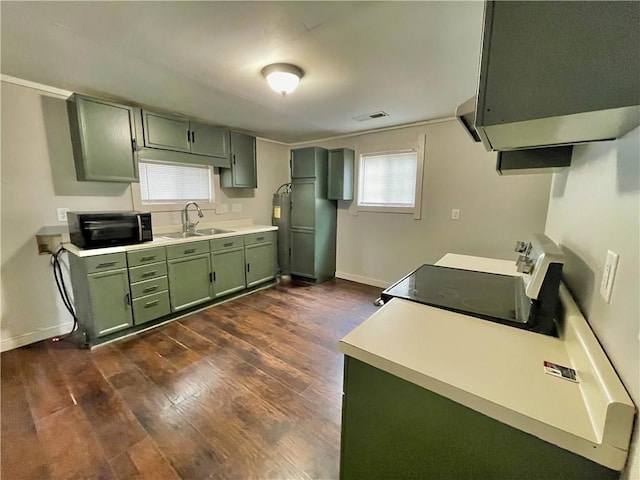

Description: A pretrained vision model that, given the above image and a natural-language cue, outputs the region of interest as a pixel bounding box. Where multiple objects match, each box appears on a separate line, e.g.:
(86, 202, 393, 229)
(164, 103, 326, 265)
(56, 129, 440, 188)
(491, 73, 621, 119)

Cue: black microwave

(68, 211, 153, 249)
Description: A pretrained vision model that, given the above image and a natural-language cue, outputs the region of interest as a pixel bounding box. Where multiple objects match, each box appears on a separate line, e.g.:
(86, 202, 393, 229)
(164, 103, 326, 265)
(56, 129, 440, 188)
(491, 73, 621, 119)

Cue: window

(357, 150, 419, 213)
(138, 160, 213, 204)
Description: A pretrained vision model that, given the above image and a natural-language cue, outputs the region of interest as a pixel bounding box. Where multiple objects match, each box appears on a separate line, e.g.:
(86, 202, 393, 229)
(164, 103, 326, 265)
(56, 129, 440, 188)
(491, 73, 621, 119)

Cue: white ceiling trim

(1, 74, 72, 98)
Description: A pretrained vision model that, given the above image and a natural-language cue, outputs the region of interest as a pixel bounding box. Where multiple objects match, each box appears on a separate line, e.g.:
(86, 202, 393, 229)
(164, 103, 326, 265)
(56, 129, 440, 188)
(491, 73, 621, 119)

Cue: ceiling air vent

(353, 111, 389, 122)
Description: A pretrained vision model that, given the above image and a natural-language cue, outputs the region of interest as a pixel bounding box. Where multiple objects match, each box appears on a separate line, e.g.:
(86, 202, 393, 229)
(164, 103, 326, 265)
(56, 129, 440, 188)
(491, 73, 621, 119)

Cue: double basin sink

(155, 228, 233, 240)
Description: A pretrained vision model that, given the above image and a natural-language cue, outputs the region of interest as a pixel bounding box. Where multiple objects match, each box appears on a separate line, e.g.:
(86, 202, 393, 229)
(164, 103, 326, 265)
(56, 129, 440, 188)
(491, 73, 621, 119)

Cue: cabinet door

(291, 147, 319, 178)
(87, 268, 133, 337)
(167, 253, 213, 311)
(245, 243, 275, 287)
(291, 180, 316, 230)
(290, 230, 315, 279)
(227, 132, 257, 188)
(67, 95, 137, 182)
(328, 148, 354, 200)
(190, 122, 229, 158)
(142, 110, 190, 152)
(211, 247, 246, 298)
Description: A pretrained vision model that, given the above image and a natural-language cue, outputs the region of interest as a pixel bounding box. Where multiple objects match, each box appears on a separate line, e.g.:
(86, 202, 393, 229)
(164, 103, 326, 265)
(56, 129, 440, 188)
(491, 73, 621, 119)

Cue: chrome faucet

(182, 201, 204, 234)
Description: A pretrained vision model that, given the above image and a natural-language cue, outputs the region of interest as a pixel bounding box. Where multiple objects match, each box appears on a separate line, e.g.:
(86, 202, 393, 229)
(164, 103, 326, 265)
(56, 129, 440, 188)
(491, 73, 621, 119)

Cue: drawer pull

(96, 261, 116, 268)
(142, 285, 159, 293)
(256, 236, 264, 241)
(141, 270, 158, 278)
(184, 248, 196, 254)
(224, 242, 233, 247)
(144, 300, 160, 308)
(140, 256, 156, 262)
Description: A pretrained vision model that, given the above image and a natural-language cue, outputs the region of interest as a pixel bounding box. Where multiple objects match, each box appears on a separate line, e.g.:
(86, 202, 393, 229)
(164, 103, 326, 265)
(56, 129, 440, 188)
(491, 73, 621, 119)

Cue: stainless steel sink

(195, 228, 234, 235)
(157, 232, 206, 239)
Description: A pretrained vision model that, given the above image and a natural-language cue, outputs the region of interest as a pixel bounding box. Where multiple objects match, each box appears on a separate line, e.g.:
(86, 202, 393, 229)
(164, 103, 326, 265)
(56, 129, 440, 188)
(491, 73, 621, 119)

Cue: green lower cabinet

(211, 247, 246, 298)
(245, 242, 275, 287)
(167, 253, 213, 311)
(87, 268, 133, 337)
(340, 357, 618, 480)
(132, 291, 171, 325)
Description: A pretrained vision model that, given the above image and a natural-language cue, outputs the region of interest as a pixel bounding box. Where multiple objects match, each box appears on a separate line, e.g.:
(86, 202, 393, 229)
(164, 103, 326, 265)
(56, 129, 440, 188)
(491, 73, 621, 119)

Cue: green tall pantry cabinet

(290, 147, 337, 283)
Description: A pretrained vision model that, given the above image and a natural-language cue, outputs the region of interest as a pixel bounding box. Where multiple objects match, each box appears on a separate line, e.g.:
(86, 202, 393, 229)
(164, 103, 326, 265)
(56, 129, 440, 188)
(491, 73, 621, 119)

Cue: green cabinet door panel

(245, 242, 275, 287)
(132, 291, 171, 325)
(291, 180, 316, 230)
(211, 247, 246, 298)
(291, 147, 321, 178)
(328, 148, 354, 200)
(142, 111, 190, 152)
(190, 122, 229, 158)
(220, 132, 257, 188)
(167, 253, 213, 311)
(340, 357, 618, 480)
(67, 94, 138, 182)
(87, 268, 133, 337)
(290, 230, 315, 279)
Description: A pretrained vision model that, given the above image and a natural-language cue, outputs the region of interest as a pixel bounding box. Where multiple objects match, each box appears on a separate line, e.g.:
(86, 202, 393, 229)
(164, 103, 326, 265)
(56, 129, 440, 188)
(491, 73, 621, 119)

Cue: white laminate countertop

(64, 219, 277, 257)
(338, 254, 635, 470)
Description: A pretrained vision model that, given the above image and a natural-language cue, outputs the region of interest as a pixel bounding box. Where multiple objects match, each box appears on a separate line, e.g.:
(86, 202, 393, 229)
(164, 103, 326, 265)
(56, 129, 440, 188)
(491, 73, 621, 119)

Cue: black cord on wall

(51, 246, 78, 341)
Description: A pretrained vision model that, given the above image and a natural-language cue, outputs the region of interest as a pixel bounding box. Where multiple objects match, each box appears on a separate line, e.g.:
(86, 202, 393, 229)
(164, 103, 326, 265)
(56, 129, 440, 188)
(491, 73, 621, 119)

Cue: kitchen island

(338, 254, 635, 479)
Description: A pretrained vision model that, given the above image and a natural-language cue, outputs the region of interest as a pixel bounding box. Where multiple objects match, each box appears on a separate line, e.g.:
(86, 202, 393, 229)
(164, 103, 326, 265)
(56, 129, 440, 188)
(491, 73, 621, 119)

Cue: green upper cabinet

(140, 110, 230, 160)
(328, 148, 354, 201)
(67, 94, 138, 182)
(141, 110, 190, 152)
(189, 121, 230, 158)
(291, 146, 327, 179)
(220, 132, 257, 188)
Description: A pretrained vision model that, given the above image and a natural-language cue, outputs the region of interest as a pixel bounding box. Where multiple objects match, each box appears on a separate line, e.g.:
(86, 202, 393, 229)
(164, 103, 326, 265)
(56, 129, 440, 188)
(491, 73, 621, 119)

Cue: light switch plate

(451, 209, 460, 220)
(56, 208, 69, 222)
(216, 204, 229, 215)
(232, 203, 242, 213)
(599, 250, 619, 303)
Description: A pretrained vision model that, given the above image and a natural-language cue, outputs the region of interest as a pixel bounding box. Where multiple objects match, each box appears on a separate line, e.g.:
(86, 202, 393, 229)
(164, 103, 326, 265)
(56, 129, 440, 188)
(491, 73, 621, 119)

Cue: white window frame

(353, 134, 425, 219)
(131, 159, 219, 213)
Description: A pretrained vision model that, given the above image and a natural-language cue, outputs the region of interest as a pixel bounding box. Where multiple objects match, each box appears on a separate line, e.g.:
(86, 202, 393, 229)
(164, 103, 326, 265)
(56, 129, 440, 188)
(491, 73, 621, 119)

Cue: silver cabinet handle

(144, 300, 159, 308)
(141, 270, 158, 278)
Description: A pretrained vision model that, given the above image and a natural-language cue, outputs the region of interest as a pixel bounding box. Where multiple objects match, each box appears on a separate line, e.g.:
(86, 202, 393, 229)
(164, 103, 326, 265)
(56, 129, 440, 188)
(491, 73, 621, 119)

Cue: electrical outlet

(599, 250, 619, 303)
(451, 208, 460, 220)
(232, 203, 242, 213)
(56, 208, 70, 222)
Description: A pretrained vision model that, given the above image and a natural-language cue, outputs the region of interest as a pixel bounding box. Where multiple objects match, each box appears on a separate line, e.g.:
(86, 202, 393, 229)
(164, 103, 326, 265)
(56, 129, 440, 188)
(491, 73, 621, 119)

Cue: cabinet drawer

(85, 253, 127, 274)
(130, 276, 168, 299)
(128, 261, 167, 283)
(127, 247, 166, 267)
(132, 291, 171, 325)
(244, 231, 275, 245)
(166, 240, 210, 259)
(210, 236, 244, 252)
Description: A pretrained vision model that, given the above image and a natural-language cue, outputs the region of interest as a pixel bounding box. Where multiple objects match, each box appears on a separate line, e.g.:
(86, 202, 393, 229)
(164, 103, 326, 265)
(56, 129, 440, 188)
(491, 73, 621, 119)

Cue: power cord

(50, 246, 79, 342)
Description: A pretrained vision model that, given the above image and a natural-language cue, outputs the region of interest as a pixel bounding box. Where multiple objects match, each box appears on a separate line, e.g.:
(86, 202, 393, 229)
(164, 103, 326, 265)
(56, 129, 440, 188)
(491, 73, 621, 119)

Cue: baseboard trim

(335, 271, 391, 289)
(1, 322, 75, 352)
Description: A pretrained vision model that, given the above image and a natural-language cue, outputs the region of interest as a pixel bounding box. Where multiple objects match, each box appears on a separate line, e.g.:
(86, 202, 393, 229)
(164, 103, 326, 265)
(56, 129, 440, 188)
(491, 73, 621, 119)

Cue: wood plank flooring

(1, 278, 380, 479)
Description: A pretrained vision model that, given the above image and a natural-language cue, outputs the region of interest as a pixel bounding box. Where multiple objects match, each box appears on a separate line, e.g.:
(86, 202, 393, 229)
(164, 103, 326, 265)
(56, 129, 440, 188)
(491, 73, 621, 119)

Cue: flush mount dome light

(261, 63, 304, 96)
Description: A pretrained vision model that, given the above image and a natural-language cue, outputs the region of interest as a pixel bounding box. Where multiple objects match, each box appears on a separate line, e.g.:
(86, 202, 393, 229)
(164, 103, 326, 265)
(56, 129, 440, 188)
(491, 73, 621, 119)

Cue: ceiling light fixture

(261, 63, 304, 97)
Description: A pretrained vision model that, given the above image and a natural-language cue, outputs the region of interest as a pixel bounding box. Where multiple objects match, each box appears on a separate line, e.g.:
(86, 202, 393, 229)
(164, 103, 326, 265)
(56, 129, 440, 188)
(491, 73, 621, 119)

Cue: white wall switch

(232, 203, 242, 213)
(451, 208, 460, 220)
(56, 208, 70, 222)
(599, 250, 619, 303)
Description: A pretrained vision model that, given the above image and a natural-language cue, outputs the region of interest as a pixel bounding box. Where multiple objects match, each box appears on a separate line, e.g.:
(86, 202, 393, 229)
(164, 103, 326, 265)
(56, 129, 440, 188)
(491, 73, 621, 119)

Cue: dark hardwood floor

(1, 278, 380, 479)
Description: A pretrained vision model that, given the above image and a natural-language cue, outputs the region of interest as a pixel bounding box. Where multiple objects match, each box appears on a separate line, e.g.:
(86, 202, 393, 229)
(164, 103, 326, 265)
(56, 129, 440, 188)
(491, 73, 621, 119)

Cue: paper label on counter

(543, 361, 578, 383)
(273, 206, 281, 219)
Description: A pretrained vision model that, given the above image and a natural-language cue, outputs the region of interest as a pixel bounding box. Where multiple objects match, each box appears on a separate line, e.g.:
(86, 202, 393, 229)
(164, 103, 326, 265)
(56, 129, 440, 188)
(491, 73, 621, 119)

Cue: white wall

(292, 120, 553, 286)
(0, 80, 290, 351)
(545, 127, 640, 480)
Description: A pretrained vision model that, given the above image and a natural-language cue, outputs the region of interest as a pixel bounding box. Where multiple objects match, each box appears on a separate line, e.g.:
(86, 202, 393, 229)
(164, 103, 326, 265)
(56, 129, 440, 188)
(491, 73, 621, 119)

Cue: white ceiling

(1, 1, 484, 143)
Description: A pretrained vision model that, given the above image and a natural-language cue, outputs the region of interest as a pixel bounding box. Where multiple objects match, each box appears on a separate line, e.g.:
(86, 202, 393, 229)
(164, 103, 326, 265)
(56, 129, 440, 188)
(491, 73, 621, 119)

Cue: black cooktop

(381, 264, 527, 327)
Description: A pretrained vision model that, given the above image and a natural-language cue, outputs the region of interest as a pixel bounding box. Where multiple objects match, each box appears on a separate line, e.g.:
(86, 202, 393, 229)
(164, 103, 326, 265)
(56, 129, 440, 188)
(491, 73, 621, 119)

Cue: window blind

(139, 161, 212, 203)
(358, 152, 417, 207)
